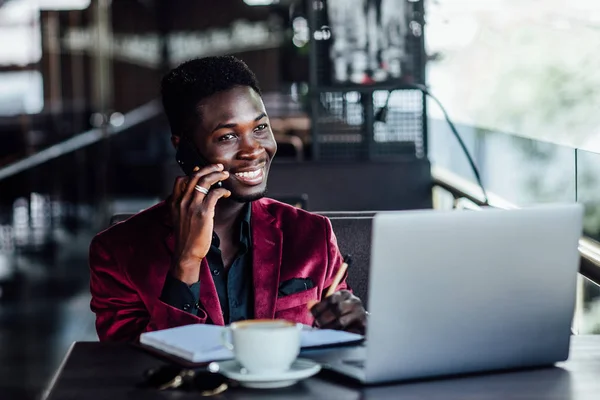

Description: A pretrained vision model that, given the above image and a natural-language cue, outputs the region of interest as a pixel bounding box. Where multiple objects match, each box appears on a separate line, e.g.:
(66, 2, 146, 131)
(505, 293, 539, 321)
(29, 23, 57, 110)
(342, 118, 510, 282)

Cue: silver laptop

(316, 204, 583, 384)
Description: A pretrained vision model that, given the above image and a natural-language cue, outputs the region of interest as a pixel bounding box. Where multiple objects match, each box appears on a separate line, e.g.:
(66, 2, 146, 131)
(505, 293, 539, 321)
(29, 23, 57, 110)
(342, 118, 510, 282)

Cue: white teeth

(235, 169, 261, 179)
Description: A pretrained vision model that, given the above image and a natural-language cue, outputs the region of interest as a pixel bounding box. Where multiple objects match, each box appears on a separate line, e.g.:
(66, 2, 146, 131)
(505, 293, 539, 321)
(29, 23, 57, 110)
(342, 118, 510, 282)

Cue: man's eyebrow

(212, 113, 267, 133)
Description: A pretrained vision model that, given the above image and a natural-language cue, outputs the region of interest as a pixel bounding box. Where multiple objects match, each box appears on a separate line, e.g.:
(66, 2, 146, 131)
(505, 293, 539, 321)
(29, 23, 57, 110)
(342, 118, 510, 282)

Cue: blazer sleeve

(89, 236, 206, 342)
(322, 216, 350, 295)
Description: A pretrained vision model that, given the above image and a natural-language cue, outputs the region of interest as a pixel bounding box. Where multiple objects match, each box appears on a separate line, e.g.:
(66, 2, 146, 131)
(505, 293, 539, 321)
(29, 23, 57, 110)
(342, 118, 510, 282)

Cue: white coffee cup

(221, 319, 302, 374)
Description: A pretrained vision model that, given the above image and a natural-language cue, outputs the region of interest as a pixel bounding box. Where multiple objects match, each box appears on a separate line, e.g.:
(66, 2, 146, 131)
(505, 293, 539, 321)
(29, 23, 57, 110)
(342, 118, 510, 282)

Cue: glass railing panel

(429, 119, 577, 206)
(574, 148, 600, 334)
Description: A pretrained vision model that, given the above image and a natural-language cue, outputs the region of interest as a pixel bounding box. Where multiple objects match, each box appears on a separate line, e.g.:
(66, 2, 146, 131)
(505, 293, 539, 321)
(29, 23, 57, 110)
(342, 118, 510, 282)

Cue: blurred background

(1, 0, 600, 398)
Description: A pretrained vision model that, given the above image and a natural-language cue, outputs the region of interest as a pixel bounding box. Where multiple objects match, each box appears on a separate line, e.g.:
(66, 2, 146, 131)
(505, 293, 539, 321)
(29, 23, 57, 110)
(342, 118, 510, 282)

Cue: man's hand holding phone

(169, 163, 230, 285)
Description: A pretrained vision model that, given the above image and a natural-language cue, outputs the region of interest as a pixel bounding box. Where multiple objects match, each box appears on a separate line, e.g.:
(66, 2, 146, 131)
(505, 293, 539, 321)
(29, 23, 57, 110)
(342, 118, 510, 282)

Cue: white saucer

(217, 358, 321, 389)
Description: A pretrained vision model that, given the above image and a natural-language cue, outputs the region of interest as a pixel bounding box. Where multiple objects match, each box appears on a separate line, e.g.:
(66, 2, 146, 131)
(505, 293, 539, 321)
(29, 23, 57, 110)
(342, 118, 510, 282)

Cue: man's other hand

(310, 290, 367, 335)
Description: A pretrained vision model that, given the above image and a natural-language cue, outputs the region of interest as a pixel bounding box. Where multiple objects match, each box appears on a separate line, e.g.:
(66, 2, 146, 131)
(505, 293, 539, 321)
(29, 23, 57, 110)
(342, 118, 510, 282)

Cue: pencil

(325, 255, 351, 297)
(308, 255, 352, 310)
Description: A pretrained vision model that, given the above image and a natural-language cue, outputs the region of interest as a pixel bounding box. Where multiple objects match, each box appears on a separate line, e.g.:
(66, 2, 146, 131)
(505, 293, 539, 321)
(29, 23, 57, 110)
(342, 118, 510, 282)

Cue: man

(89, 56, 367, 342)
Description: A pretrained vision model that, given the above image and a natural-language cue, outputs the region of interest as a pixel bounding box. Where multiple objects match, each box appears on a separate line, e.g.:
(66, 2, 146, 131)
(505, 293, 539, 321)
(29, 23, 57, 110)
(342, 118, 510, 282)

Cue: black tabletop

(43, 335, 600, 400)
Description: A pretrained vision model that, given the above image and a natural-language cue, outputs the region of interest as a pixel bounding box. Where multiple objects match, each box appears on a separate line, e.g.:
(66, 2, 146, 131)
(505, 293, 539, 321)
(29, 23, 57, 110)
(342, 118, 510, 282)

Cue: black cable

(376, 84, 490, 206)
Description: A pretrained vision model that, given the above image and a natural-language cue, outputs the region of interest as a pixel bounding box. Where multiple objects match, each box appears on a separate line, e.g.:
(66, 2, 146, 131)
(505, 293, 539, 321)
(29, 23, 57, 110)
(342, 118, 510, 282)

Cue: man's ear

(170, 134, 180, 149)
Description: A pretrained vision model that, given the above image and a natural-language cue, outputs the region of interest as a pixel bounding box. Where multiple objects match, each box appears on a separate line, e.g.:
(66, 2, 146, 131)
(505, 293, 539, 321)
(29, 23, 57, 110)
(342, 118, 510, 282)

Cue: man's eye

(219, 133, 236, 141)
(255, 124, 268, 131)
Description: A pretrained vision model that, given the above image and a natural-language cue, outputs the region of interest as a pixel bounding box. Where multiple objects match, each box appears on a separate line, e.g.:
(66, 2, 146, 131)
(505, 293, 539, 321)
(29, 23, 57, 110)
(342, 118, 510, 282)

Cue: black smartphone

(175, 136, 222, 188)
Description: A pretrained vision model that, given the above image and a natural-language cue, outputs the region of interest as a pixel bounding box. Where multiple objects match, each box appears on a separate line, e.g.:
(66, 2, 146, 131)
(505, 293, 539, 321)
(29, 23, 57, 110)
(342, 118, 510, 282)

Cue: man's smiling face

(189, 85, 277, 202)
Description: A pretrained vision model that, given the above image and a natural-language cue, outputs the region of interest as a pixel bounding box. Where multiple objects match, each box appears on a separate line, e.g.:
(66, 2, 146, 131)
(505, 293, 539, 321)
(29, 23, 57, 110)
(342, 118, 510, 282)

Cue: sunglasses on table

(139, 362, 229, 396)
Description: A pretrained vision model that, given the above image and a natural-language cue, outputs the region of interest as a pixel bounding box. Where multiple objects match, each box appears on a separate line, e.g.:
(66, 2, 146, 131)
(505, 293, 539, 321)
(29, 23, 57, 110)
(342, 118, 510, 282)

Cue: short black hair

(161, 56, 261, 137)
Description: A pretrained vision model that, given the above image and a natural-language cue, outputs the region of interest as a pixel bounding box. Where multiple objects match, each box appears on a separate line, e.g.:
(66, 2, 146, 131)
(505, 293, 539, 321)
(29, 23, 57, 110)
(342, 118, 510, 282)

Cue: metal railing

(0, 100, 162, 182)
(431, 165, 600, 287)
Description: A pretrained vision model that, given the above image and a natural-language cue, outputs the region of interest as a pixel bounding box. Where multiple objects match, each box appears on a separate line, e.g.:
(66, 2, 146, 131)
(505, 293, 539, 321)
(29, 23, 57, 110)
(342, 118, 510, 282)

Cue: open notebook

(140, 324, 364, 363)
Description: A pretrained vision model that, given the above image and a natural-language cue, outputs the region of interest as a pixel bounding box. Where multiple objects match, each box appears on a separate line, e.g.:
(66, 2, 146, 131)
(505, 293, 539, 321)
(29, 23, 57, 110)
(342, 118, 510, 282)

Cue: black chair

(320, 213, 374, 308)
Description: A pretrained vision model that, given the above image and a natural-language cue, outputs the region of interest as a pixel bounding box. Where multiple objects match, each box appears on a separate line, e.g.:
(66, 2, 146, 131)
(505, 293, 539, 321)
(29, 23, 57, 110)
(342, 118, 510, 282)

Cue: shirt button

(183, 303, 191, 311)
(213, 269, 220, 276)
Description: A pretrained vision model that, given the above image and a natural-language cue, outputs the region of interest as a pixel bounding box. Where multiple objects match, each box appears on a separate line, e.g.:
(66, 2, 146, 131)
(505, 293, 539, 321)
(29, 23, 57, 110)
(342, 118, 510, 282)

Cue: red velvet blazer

(89, 198, 348, 342)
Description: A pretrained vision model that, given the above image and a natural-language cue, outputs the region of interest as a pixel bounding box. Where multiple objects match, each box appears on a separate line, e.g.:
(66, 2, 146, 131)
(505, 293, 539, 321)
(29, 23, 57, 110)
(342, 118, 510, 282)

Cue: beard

(228, 188, 268, 203)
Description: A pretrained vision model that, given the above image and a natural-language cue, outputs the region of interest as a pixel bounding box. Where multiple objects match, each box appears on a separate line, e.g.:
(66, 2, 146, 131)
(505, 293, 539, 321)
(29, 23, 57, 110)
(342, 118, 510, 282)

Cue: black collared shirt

(160, 204, 253, 323)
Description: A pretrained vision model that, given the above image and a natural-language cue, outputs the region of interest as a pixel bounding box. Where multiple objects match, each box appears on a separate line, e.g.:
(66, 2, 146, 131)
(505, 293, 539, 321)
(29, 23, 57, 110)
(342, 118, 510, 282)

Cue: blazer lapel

(251, 200, 283, 319)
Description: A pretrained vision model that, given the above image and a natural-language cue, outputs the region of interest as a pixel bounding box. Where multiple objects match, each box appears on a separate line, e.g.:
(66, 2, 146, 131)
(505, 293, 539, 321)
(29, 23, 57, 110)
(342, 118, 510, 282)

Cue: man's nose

(239, 135, 263, 159)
